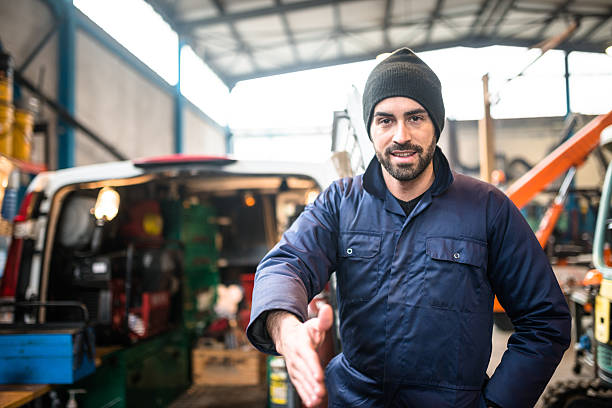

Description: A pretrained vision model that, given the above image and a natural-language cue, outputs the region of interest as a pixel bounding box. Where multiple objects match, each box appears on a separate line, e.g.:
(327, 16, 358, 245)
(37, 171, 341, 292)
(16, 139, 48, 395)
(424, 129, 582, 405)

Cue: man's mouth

(391, 150, 417, 158)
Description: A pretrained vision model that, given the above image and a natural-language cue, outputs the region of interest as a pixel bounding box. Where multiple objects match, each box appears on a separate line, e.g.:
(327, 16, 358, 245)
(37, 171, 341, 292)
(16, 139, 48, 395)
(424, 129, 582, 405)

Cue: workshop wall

(447, 116, 602, 189)
(74, 12, 227, 165)
(0, 0, 227, 169)
(183, 108, 226, 155)
(74, 31, 174, 165)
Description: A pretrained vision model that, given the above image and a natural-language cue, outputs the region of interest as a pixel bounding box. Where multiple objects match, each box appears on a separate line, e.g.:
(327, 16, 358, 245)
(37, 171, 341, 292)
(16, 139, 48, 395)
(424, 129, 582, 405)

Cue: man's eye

(379, 118, 392, 125)
(409, 115, 424, 122)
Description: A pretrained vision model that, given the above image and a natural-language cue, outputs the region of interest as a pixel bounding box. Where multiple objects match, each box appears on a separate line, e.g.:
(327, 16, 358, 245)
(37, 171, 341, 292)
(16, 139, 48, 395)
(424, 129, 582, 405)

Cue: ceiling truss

(144, 0, 612, 88)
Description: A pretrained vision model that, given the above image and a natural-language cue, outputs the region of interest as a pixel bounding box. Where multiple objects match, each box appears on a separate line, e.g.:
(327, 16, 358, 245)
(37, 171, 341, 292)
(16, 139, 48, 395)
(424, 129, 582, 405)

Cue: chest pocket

(425, 237, 488, 311)
(337, 232, 382, 302)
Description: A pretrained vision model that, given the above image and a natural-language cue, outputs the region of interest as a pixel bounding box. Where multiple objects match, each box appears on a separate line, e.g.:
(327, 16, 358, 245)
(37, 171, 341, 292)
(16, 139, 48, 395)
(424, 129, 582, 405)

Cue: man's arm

(246, 182, 340, 352)
(484, 192, 571, 408)
(246, 182, 342, 405)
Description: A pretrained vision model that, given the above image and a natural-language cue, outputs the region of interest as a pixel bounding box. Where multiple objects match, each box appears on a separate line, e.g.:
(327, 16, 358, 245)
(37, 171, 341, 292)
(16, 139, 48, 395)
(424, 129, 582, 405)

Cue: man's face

(370, 97, 436, 182)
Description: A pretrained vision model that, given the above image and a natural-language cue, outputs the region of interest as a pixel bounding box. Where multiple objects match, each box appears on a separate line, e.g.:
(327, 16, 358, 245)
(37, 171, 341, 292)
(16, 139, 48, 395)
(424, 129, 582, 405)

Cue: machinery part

(541, 379, 612, 408)
(536, 167, 577, 248)
(493, 312, 513, 332)
(506, 111, 612, 210)
(594, 283, 612, 383)
(330, 86, 374, 177)
(0, 300, 90, 325)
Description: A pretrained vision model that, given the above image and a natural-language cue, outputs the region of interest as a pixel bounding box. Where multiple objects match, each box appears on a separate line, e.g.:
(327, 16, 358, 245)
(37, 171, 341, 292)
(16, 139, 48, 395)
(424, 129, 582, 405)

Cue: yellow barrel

(12, 108, 34, 161)
(0, 103, 14, 157)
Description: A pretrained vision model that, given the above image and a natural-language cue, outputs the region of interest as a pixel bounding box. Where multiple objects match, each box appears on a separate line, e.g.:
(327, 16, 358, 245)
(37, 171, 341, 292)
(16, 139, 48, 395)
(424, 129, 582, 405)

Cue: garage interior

(0, 0, 611, 407)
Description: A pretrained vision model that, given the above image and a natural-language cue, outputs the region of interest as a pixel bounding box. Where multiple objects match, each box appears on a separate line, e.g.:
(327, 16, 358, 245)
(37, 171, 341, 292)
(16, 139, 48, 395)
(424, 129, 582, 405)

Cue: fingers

(281, 324, 327, 407)
(285, 350, 326, 407)
(277, 307, 333, 407)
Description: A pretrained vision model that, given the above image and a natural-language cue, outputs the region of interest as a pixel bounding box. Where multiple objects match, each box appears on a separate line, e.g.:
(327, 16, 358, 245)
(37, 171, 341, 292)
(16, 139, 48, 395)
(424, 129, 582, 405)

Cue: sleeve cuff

(246, 272, 309, 354)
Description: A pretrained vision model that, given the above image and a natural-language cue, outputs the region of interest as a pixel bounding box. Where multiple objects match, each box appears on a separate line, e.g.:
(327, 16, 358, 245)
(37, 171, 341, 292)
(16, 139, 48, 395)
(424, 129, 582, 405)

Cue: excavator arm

(506, 110, 612, 210)
(493, 110, 612, 316)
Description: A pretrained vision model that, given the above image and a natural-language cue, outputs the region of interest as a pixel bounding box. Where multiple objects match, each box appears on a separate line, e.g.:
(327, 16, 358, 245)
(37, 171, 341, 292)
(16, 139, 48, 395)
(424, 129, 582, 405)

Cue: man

(247, 48, 571, 408)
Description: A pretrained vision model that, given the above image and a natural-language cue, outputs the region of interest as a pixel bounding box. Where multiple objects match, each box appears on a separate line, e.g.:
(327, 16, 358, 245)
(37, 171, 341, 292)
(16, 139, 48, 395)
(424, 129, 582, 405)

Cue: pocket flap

(426, 237, 487, 268)
(339, 232, 381, 258)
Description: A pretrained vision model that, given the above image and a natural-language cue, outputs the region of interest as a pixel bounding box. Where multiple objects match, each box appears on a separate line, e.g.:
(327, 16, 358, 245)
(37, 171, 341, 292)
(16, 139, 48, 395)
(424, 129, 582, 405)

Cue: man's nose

(392, 121, 412, 144)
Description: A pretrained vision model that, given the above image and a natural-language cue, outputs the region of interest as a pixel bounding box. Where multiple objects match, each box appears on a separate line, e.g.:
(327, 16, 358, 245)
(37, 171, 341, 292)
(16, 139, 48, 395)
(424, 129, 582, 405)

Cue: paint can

(268, 356, 299, 408)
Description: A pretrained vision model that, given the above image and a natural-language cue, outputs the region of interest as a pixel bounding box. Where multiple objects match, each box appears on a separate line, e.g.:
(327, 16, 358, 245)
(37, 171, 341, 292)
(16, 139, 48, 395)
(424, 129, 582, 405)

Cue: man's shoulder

(448, 172, 515, 218)
(452, 172, 508, 201)
(329, 174, 365, 195)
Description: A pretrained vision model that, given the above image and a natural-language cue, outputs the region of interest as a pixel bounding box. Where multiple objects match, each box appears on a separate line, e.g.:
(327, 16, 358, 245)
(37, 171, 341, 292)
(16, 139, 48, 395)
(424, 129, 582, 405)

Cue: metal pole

(18, 20, 61, 72)
(564, 50, 571, 116)
(478, 73, 495, 182)
(174, 39, 184, 154)
(58, 0, 75, 169)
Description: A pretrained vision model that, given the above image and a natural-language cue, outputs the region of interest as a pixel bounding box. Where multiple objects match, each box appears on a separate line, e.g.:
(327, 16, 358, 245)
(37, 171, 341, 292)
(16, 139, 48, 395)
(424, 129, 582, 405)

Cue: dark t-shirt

(395, 193, 424, 216)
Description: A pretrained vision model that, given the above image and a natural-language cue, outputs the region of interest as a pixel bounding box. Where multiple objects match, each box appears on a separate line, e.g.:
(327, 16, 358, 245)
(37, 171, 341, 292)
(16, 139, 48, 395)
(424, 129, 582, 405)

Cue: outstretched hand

(268, 304, 334, 407)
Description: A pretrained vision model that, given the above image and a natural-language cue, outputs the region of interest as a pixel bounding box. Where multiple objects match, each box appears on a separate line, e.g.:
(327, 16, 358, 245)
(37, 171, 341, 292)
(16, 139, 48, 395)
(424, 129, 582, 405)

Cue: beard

(375, 137, 436, 181)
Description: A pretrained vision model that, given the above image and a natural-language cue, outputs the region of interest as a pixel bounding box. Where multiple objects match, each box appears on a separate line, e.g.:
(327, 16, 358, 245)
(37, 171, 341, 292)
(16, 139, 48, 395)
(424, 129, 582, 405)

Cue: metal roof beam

(140, 1, 234, 86)
(479, 0, 505, 35)
(468, 0, 495, 37)
(383, 0, 393, 48)
(199, 8, 483, 58)
(275, 0, 301, 62)
(425, 0, 445, 44)
(223, 34, 605, 86)
(535, 0, 574, 39)
(177, 0, 369, 29)
(211, 0, 259, 71)
(576, 9, 611, 42)
(488, 0, 516, 37)
(145, 0, 177, 23)
(333, 0, 344, 56)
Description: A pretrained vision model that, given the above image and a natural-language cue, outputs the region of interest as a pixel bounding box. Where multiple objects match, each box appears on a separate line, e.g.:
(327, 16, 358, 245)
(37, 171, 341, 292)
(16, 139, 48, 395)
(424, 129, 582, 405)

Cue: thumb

(306, 304, 334, 347)
(316, 303, 333, 333)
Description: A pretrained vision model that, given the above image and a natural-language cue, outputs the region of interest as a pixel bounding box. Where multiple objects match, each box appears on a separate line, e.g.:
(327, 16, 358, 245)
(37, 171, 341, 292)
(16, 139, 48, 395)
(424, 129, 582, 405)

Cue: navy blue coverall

(247, 148, 571, 407)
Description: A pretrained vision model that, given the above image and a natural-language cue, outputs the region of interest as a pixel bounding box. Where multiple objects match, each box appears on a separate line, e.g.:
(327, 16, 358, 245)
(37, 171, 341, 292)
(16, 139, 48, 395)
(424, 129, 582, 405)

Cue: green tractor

(542, 126, 612, 407)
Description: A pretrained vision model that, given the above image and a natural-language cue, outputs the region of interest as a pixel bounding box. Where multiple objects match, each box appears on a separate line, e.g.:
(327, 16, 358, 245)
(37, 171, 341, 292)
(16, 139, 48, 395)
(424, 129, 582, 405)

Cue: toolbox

(0, 301, 96, 384)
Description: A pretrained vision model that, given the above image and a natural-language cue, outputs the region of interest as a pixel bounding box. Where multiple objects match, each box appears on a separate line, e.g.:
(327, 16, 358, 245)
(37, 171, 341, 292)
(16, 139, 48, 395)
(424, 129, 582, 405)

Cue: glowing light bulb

(94, 187, 120, 221)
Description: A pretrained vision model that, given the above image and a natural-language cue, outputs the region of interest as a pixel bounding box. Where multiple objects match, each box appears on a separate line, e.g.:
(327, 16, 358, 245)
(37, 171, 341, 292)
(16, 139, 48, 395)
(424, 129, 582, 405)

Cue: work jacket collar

(362, 146, 454, 203)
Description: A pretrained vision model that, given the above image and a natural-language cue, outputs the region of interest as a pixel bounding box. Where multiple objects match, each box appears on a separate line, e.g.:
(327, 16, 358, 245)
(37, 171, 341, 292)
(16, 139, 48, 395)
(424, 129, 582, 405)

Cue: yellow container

(0, 78, 12, 105)
(0, 104, 14, 157)
(12, 108, 34, 161)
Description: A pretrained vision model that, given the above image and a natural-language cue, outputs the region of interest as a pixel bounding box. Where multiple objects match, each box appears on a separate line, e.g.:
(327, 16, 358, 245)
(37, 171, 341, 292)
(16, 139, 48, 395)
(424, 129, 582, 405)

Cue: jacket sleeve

(246, 181, 341, 354)
(483, 192, 571, 408)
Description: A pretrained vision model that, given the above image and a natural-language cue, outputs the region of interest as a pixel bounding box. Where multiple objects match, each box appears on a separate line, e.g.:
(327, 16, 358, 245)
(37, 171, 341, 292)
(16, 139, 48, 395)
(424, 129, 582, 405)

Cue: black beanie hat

(363, 48, 445, 139)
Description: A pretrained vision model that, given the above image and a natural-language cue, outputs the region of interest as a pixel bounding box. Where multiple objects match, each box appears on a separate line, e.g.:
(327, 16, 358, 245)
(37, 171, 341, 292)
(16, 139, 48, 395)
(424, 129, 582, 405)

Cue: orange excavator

(493, 110, 612, 320)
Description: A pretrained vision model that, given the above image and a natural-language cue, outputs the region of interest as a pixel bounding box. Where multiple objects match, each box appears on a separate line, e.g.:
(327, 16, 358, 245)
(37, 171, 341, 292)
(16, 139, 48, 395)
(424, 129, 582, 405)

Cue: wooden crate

(192, 347, 266, 386)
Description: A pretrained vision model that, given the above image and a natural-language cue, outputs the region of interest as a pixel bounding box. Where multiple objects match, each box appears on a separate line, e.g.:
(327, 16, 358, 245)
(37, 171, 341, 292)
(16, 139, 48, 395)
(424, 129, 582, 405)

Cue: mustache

(385, 142, 424, 155)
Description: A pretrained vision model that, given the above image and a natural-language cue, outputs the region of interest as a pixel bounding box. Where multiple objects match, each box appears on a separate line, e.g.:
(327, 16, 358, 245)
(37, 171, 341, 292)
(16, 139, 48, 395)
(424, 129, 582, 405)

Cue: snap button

(453, 252, 460, 259)
(346, 248, 353, 255)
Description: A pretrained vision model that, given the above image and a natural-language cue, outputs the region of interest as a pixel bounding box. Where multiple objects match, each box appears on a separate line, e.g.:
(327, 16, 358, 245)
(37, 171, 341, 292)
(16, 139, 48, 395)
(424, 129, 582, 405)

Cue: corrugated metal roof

(145, 0, 612, 87)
